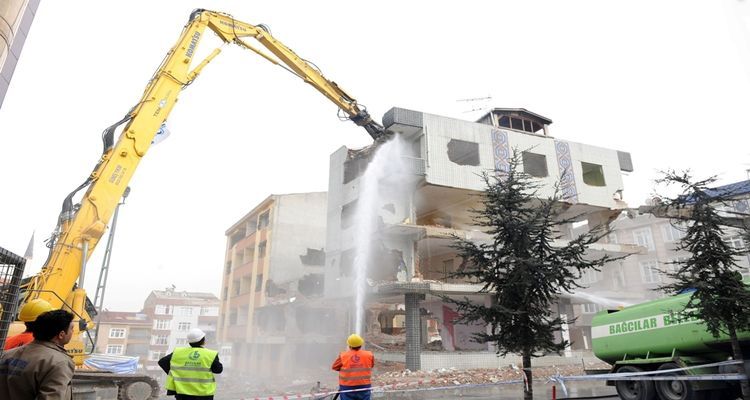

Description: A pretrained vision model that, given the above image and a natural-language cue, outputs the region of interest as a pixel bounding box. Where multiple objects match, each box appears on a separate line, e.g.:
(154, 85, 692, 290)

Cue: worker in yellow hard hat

(331, 333, 374, 400)
(4, 299, 54, 350)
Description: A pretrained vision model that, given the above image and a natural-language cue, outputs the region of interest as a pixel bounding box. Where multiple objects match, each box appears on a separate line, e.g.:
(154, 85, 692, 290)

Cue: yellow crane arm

(24, 9, 384, 360)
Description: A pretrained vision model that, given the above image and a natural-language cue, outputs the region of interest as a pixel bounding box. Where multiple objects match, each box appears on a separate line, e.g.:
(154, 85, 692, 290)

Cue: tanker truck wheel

(615, 366, 656, 400)
(654, 363, 704, 400)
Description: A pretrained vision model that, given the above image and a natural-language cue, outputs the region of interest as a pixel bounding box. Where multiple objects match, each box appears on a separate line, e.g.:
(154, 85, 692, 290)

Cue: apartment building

(218, 192, 328, 374)
(95, 311, 151, 367)
(570, 179, 750, 348)
(0, 0, 39, 108)
(325, 107, 636, 370)
(141, 288, 220, 371)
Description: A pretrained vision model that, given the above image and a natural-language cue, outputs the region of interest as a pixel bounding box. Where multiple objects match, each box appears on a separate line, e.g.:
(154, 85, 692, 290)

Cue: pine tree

(655, 171, 750, 400)
(447, 152, 619, 400)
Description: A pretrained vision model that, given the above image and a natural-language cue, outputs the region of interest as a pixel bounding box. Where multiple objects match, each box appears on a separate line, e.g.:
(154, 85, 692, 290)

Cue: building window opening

(258, 211, 270, 230)
(341, 200, 357, 229)
(447, 139, 480, 166)
(498, 116, 511, 128)
(522, 151, 548, 178)
(511, 118, 524, 131)
(258, 241, 267, 258)
(581, 162, 606, 187)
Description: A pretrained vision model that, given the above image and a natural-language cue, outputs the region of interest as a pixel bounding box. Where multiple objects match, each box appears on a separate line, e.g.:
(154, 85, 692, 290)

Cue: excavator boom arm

(25, 9, 384, 360)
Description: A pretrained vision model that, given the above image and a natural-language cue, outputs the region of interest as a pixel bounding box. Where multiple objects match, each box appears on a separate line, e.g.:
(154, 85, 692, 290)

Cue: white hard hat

(186, 328, 206, 344)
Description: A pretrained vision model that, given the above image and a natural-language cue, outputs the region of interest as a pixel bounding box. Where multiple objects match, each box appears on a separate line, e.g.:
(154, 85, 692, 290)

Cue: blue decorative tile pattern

(491, 129, 510, 175)
(555, 140, 579, 203)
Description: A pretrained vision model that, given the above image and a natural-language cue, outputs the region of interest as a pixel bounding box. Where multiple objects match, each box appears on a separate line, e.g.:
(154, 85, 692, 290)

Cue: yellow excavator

(3, 9, 384, 400)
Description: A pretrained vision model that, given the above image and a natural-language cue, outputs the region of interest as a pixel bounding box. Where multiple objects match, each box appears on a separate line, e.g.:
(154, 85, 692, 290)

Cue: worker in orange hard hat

(4, 299, 54, 350)
(331, 333, 374, 400)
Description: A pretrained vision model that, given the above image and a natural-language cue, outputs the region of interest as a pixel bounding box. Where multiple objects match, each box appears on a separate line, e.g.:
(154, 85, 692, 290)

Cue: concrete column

(405, 293, 422, 371)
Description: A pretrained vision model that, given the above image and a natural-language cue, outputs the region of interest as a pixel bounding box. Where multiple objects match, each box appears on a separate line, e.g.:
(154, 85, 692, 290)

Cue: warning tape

(548, 360, 747, 397)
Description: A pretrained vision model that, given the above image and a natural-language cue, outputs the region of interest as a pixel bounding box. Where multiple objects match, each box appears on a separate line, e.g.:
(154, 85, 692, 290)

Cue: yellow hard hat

(19, 299, 54, 322)
(347, 333, 364, 348)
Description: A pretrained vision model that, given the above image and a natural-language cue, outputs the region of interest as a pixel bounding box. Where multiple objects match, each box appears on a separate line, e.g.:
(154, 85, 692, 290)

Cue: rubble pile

(373, 362, 611, 387)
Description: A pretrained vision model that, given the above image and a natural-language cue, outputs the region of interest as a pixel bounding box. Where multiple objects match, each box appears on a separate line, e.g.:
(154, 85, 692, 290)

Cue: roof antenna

(456, 95, 492, 114)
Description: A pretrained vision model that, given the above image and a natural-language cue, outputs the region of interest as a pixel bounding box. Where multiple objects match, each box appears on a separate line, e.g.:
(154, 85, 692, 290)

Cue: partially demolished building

(219, 192, 331, 374)
(325, 107, 637, 370)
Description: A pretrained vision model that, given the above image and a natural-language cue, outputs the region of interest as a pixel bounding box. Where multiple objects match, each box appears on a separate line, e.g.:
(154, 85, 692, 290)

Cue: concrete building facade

(94, 311, 151, 369)
(0, 0, 39, 108)
(141, 288, 220, 372)
(218, 192, 329, 374)
(325, 107, 635, 370)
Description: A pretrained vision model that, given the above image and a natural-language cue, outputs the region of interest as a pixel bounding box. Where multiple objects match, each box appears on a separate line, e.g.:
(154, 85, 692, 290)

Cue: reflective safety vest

(166, 347, 218, 396)
(338, 349, 374, 386)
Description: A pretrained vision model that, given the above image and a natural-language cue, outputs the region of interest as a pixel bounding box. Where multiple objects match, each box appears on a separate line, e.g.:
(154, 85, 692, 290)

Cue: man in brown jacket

(0, 309, 75, 400)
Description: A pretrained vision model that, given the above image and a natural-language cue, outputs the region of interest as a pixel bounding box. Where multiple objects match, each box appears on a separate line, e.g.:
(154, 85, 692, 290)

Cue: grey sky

(1, 1, 748, 311)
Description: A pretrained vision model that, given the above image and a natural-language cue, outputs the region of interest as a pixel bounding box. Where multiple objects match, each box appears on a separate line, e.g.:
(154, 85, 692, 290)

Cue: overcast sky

(1, 1, 748, 311)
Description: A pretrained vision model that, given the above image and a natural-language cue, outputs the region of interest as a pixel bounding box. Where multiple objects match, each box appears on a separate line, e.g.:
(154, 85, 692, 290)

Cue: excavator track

(73, 371, 160, 400)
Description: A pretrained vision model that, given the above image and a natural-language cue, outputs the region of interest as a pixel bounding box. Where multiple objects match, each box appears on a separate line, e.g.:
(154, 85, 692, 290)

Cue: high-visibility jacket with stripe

(166, 347, 218, 396)
(334, 349, 374, 386)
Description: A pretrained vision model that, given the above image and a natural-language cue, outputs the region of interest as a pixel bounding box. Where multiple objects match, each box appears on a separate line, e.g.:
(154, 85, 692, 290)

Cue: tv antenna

(456, 95, 492, 113)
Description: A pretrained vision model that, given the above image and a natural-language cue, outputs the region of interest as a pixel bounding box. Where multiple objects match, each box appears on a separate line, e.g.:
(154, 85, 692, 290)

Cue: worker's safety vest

(338, 349, 374, 386)
(166, 347, 218, 396)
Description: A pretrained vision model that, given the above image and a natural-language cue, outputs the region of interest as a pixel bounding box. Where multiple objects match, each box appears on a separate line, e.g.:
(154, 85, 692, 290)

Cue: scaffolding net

(0, 246, 26, 355)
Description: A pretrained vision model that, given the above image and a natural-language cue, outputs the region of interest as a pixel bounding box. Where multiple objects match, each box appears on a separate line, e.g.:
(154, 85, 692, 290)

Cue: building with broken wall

(325, 107, 636, 370)
(218, 192, 338, 377)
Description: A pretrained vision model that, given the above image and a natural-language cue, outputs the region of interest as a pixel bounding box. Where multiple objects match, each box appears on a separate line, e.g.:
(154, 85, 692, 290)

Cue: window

(176, 306, 193, 316)
(611, 263, 626, 289)
(607, 233, 619, 245)
(633, 228, 655, 251)
(581, 162, 606, 187)
(340, 201, 357, 229)
(724, 235, 746, 251)
(106, 345, 123, 355)
(200, 306, 217, 316)
(175, 338, 188, 346)
(639, 260, 661, 283)
(258, 211, 270, 230)
(177, 322, 191, 331)
(582, 303, 602, 314)
(246, 219, 257, 235)
(579, 269, 601, 285)
(498, 115, 511, 128)
(109, 328, 125, 338)
(662, 224, 686, 242)
(511, 117, 523, 131)
(154, 319, 170, 330)
(258, 241, 267, 259)
(154, 304, 172, 315)
(243, 247, 255, 265)
(151, 335, 169, 346)
(522, 151, 548, 178)
(447, 139, 480, 166)
(149, 351, 167, 361)
(441, 259, 453, 278)
(666, 257, 689, 274)
(255, 274, 264, 292)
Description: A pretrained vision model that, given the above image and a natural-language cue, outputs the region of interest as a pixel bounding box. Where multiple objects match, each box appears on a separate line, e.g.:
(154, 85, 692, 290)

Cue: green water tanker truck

(591, 284, 750, 400)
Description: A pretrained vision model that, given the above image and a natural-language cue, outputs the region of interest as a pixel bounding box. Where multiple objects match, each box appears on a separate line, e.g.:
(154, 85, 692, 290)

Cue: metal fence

(0, 246, 26, 355)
